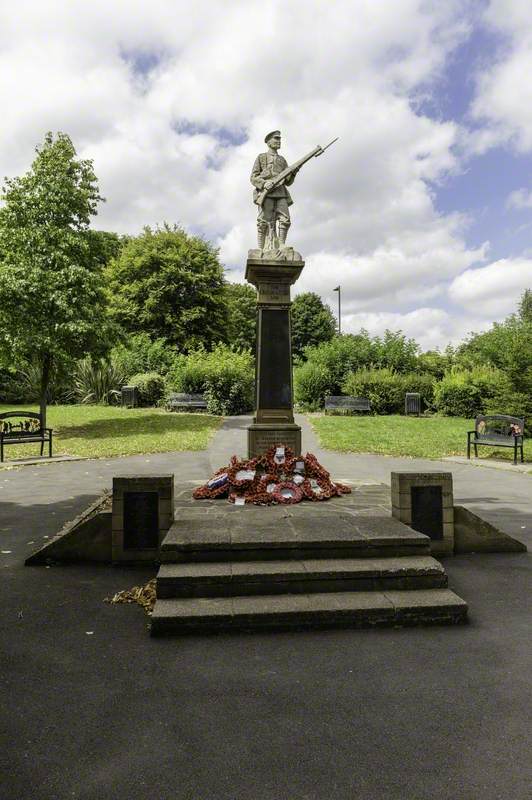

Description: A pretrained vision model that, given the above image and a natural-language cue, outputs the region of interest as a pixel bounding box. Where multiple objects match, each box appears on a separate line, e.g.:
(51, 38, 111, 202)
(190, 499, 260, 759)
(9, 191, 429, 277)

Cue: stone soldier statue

(250, 130, 298, 250)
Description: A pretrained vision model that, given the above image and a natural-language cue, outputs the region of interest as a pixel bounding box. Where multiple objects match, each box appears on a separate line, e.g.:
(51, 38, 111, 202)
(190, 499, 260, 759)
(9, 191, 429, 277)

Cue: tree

(106, 225, 227, 351)
(224, 282, 256, 351)
(291, 292, 336, 359)
(373, 329, 419, 372)
(454, 290, 532, 394)
(518, 288, 532, 323)
(0, 132, 111, 426)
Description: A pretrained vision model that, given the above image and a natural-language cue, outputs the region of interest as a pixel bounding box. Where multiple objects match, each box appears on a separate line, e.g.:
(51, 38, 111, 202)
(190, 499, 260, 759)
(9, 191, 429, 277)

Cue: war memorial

(37, 131, 532, 635)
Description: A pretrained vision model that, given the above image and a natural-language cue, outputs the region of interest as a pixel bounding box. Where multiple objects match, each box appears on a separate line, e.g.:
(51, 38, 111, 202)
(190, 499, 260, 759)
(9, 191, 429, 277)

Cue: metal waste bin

(405, 392, 421, 416)
(121, 386, 139, 408)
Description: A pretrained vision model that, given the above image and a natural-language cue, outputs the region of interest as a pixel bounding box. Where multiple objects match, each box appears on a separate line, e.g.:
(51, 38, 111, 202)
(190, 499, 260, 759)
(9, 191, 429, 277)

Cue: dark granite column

(245, 249, 304, 457)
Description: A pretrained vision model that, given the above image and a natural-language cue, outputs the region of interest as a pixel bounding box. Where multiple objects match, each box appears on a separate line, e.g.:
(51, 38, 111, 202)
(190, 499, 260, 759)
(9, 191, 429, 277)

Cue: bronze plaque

(258, 308, 292, 408)
(123, 491, 159, 549)
(411, 486, 443, 540)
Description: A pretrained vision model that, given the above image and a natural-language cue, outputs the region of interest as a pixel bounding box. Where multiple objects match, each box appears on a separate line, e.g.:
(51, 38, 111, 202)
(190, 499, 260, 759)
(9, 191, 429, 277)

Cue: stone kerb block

(112, 475, 174, 563)
(391, 472, 454, 556)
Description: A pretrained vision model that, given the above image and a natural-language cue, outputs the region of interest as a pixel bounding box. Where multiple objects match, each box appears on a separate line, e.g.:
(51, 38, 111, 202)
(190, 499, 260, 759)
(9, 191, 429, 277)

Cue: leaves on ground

(105, 578, 157, 615)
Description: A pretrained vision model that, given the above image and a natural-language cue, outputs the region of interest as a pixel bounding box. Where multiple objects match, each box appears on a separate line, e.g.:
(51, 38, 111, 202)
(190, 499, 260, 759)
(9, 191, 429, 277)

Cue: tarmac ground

(1, 415, 531, 800)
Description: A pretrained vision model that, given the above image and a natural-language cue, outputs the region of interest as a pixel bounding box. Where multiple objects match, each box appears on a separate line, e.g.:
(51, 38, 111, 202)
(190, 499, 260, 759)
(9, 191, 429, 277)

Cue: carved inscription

(258, 282, 290, 304)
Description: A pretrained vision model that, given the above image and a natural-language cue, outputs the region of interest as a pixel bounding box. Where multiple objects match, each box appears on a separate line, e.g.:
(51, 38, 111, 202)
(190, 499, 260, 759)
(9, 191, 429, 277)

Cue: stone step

(150, 588, 467, 636)
(160, 514, 430, 563)
(156, 556, 447, 598)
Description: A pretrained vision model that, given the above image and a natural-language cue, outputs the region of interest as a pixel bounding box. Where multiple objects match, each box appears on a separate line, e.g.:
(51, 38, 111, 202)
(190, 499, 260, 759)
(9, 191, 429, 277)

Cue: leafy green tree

(373, 330, 419, 372)
(518, 288, 532, 323)
(416, 350, 450, 379)
(106, 225, 227, 351)
(291, 292, 337, 359)
(0, 132, 111, 426)
(89, 230, 127, 269)
(301, 333, 376, 393)
(455, 290, 532, 394)
(224, 282, 256, 351)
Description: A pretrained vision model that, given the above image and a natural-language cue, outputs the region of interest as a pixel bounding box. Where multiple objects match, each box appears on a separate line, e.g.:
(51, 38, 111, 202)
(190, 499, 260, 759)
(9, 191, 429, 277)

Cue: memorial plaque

(411, 486, 443, 540)
(258, 308, 291, 408)
(123, 491, 159, 549)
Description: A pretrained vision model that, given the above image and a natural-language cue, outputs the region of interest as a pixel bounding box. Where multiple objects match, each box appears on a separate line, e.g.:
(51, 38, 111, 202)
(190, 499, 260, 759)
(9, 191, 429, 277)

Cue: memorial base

(247, 422, 302, 459)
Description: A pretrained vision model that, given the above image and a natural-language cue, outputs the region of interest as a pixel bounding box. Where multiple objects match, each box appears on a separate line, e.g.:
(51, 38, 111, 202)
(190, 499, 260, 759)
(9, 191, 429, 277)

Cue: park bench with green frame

(0, 411, 53, 462)
(324, 396, 371, 414)
(467, 414, 525, 465)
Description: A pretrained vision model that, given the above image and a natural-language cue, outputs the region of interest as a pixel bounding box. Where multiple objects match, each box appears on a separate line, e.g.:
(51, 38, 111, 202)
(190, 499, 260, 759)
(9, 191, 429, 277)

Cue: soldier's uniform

(250, 131, 296, 249)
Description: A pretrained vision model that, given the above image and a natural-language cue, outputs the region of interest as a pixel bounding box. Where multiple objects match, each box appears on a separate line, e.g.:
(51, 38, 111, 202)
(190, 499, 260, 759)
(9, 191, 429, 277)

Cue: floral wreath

(193, 446, 351, 505)
(271, 481, 304, 505)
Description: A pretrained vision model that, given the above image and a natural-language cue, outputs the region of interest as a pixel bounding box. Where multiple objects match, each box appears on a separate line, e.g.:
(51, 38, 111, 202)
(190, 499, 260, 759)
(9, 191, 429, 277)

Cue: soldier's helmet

(264, 130, 281, 143)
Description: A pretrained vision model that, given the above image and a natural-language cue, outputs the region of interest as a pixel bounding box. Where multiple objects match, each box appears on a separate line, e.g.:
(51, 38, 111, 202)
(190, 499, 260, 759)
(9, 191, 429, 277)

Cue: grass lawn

(0, 404, 221, 460)
(309, 413, 531, 462)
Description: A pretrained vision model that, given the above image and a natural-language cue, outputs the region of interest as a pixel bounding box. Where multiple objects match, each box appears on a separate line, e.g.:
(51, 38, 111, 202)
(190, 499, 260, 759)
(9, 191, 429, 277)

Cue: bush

(166, 344, 254, 415)
(302, 335, 376, 393)
(342, 368, 434, 414)
(486, 390, 532, 436)
(0, 361, 73, 404)
(73, 356, 127, 404)
(129, 372, 166, 406)
(294, 361, 332, 410)
(433, 367, 511, 417)
(111, 333, 178, 379)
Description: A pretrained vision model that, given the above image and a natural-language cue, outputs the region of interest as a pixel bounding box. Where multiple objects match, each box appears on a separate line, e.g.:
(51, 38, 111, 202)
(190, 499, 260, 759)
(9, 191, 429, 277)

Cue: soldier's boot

(257, 228, 266, 250)
(278, 222, 290, 248)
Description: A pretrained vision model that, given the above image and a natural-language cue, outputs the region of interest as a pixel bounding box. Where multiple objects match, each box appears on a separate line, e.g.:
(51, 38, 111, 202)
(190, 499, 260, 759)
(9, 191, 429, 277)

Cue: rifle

(254, 137, 339, 206)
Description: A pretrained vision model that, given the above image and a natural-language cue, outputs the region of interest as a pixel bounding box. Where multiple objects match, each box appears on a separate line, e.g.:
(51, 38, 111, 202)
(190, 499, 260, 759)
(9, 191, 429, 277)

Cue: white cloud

(507, 188, 532, 210)
(469, 0, 532, 154)
(0, 0, 518, 349)
(340, 307, 489, 351)
(448, 257, 532, 316)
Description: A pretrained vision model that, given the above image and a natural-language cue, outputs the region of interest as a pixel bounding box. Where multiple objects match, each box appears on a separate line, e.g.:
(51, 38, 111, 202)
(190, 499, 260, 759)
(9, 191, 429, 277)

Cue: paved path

(0, 416, 531, 800)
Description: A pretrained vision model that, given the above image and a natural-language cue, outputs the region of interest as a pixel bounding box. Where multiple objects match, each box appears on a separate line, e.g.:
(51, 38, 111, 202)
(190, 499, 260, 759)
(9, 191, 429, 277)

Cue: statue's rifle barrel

(316, 137, 339, 156)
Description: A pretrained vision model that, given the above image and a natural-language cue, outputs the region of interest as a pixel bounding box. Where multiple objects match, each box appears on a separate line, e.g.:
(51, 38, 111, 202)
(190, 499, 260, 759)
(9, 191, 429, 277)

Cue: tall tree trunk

(39, 353, 52, 429)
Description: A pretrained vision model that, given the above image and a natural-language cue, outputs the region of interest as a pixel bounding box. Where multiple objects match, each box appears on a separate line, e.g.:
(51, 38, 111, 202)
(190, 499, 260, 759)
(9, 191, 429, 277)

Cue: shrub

(73, 356, 127, 404)
(342, 368, 397, 414)
(111, 333, 178, 379)
(433, 367, 511, 417)
(166, 344, 254, 415)
(0, 361, 73, 404)
(294, 361, 332, 410)
(486, 390, 532, 436)
(129, 372, 166, 406)
(302, 335, 376, 392)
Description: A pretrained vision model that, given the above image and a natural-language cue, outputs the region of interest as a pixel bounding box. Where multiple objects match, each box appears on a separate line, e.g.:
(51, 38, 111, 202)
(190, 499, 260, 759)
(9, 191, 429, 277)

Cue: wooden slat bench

(467, 414, 525, 465)
(166, 393, 207, 412)
(324, 396, 371, 414)
(0, 411, 53, 462)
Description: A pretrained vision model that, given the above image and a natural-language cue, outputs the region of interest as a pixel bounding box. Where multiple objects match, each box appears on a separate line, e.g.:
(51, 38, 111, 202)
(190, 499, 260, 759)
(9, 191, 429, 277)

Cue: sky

(1, 0, 532, 351)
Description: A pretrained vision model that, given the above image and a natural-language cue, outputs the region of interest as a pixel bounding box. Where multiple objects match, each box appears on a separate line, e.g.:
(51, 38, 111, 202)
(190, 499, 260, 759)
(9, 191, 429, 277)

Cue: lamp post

(333, 285, 341, 334)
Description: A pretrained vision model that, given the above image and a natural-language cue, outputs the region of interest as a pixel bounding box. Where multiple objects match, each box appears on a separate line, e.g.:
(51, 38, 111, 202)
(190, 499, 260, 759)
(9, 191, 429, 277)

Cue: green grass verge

(0, 404, 221, 460)
(309, 414, 531, 462)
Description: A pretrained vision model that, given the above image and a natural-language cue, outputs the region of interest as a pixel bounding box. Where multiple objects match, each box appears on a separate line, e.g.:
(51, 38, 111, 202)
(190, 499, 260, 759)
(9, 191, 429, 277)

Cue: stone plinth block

(112, 475, 174, 563)
(248, 422, 302, 459)
(391, 472, 454, 556)
(245, 252, 304, 306)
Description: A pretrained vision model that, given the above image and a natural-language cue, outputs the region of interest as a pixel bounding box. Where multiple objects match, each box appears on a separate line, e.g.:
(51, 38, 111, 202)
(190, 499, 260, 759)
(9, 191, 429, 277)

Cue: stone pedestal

(112, 475, 174, 563)
(245, 248, 304, 458)
(391, 472, 454, 556)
